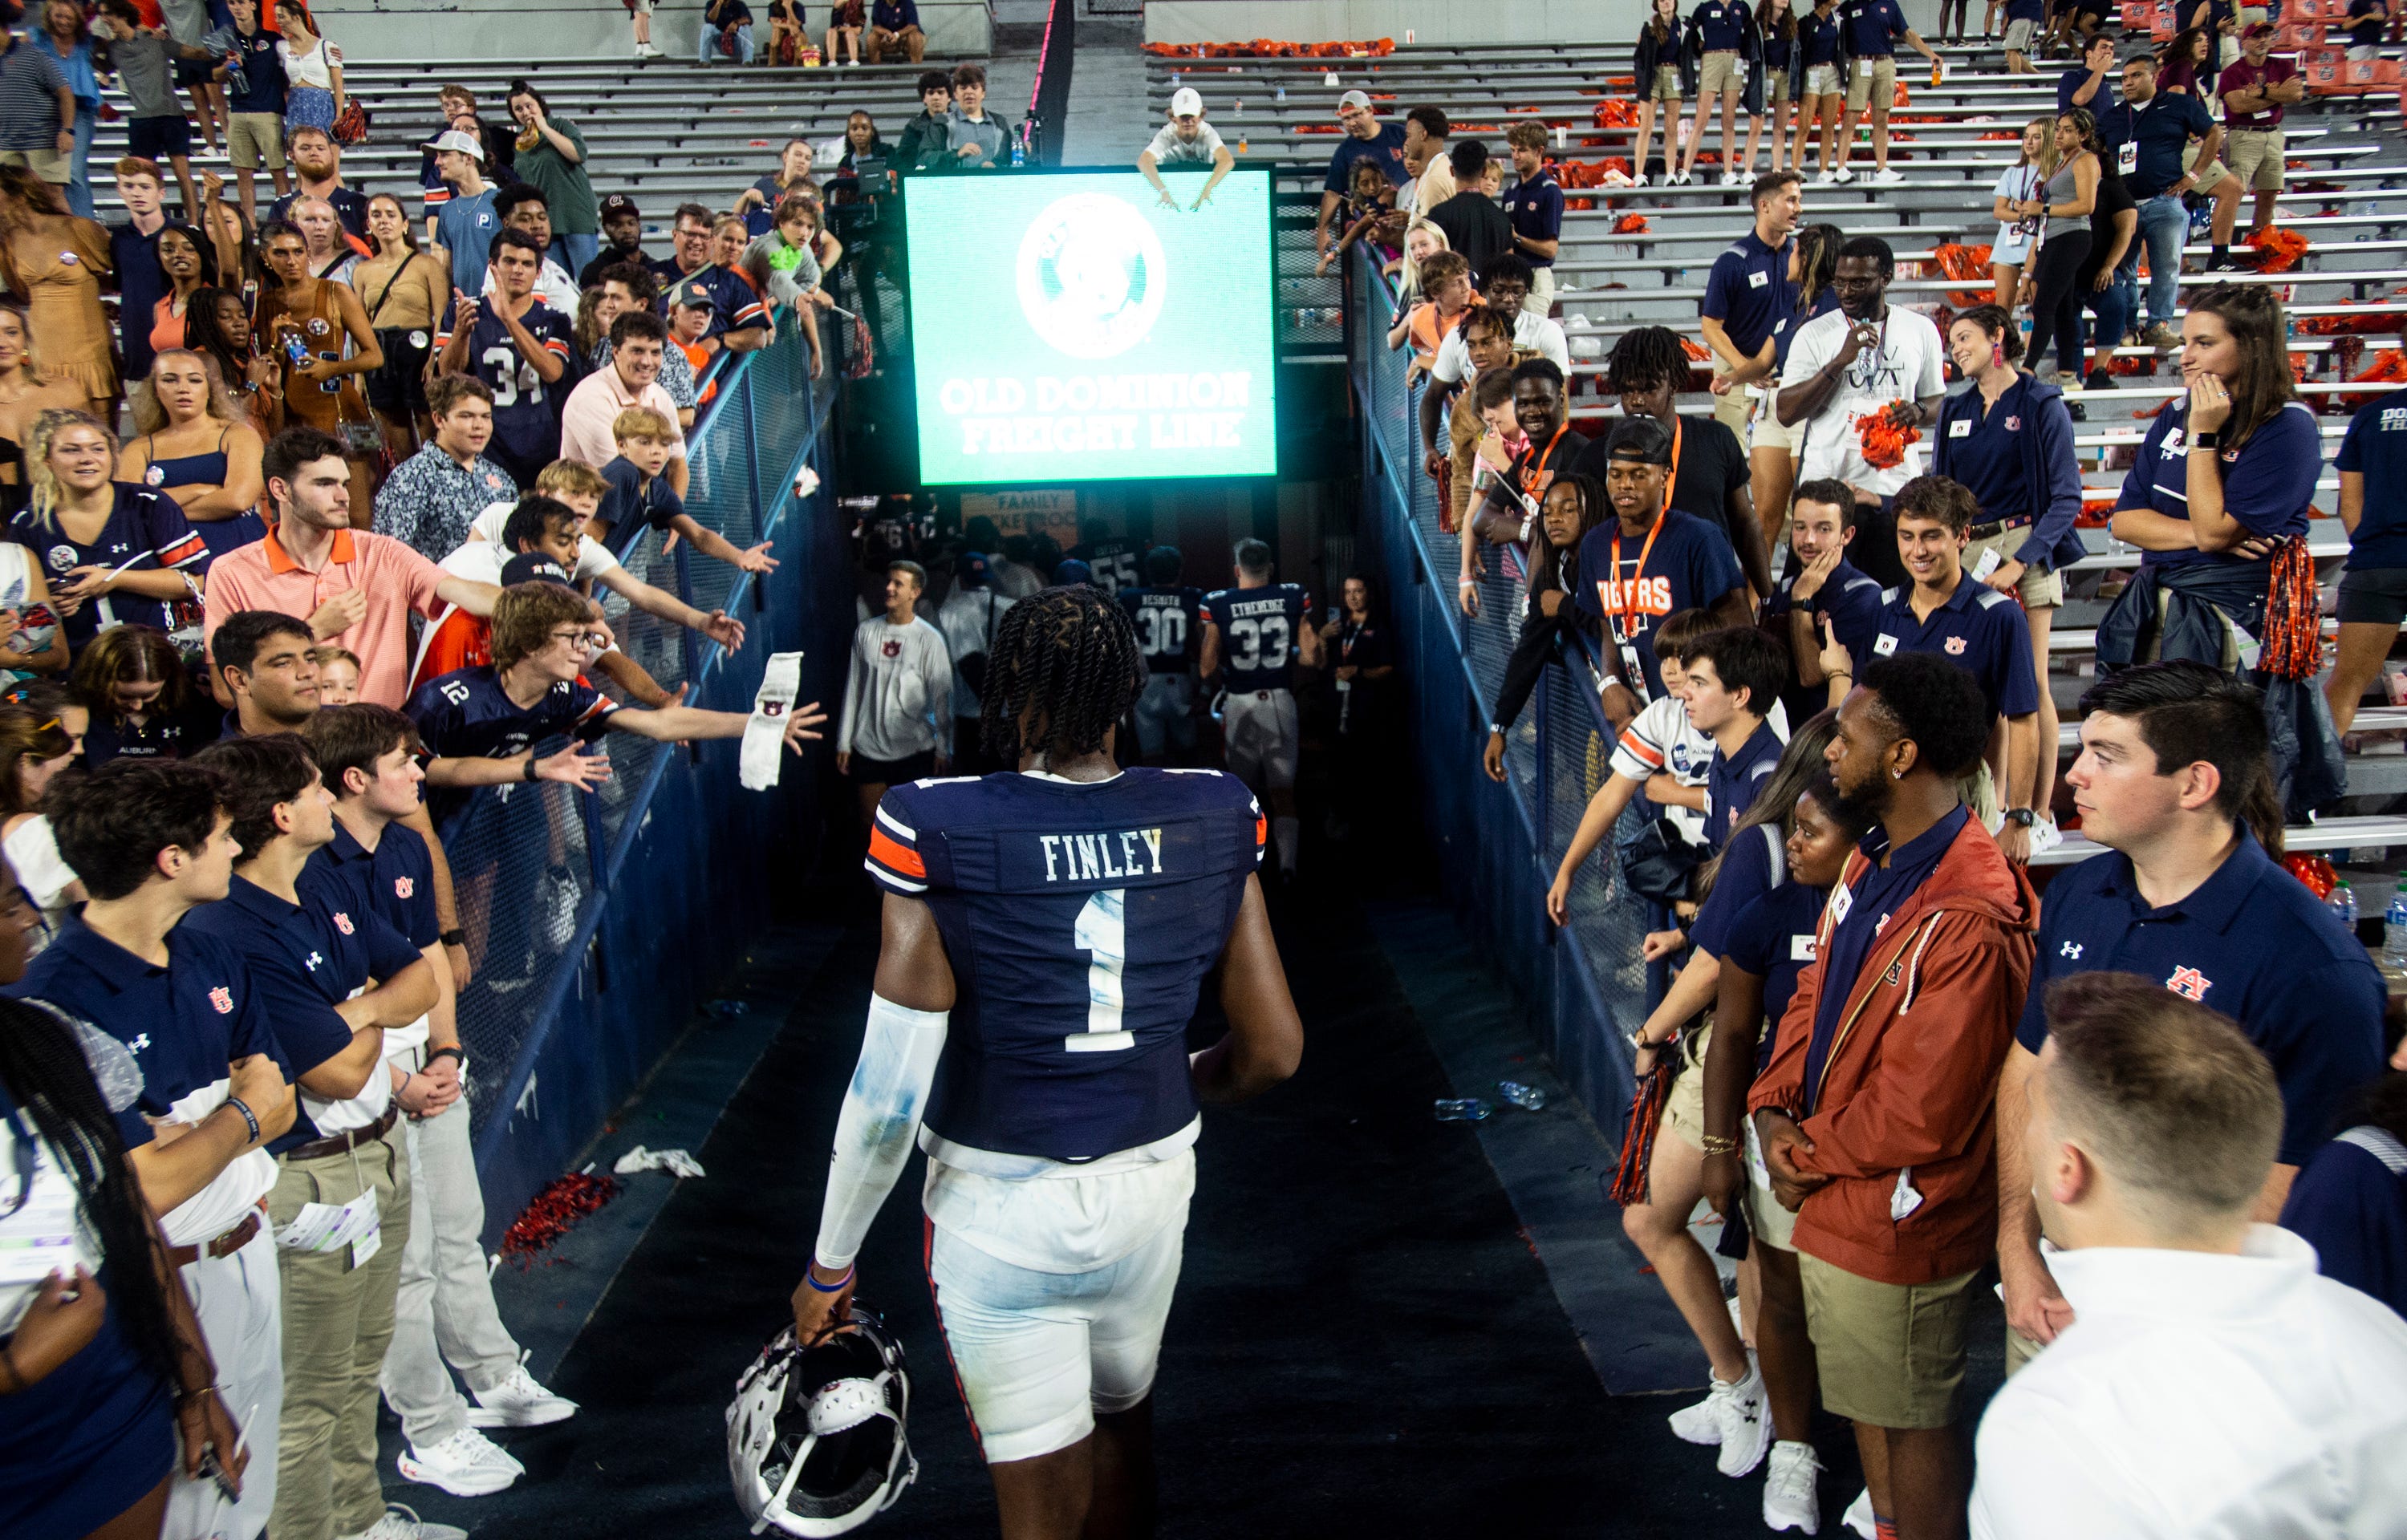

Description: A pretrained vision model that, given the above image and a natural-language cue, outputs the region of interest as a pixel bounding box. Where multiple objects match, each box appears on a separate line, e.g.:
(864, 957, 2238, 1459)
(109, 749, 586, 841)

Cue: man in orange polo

(204, 428, 505, 709)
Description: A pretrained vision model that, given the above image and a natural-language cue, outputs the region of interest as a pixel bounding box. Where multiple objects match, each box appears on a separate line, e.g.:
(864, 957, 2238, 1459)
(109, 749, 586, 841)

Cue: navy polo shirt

(110, 221, 169, 379)
(2279, 1135, 2407, 1318)
(2059, 66, 2117, 116)
(1840, 0, 1908, 56)
(2006, 0, 2045, 22)
(1766, 556, 1885, 675)
(5, 918, 278, 1141)
(1322, 122, 1410, 195)
(1932, 373, 2070, 545)
(2337, 395, 2407, 571)
(82, 710, 188, 768)
(2016, 832, 2385, 1165)
(2126, 90, 2214, 200)
(310, 821, 440, 950)
(1800, 10, 1843, 65)
(1723, 880, 1827, 1072)
(1706, 718, 1785, 850)
(1804, 804, 1968, 1108)
(1692, 821, 1784, 957)
(1573, 509, 1746, 699)
(1500, 168, 1563, 270)
(2114, 399, 2320, 571)
(1703, 230, 1798, 359)
(183, 873, 418, 1150)
(1694, 0, 1751, 51)
(1871, 572, 2041, 723)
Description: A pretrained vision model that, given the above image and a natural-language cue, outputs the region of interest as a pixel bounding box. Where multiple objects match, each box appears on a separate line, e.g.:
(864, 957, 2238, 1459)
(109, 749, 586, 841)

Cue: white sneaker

(1833, 165, 1856, 184)
(1634, 172, 1650, 186)
(1843, 1485, 1877, 1538)
(346, 1504, 470, 1540)
(1723, 168, 1744, 186)
(1764, 1441, 1825, 1534)
(1668, 1385, 1725, 1445)
(1873, 167, 1906, 184)
(396, 1427, 524, 1497)
(635, 40, 664, 58)
(2031, 816, 2064, 855)
(1714, 1360, 1772, 1477)
(468, 1355, 578, 1428)
(1815, 168, 1839, 184)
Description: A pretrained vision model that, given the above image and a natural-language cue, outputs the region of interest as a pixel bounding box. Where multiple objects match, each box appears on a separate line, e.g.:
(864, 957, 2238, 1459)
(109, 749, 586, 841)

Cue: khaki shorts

(2183, 139, 2231, 192)
(1767, 70, 1792, 104)
(0, 146, 70, 184)
(1751, 385, 1795, 452)
(2226, 127, 2287, 192)
(1713, 385, 1753, 437)
(2005, 1321, 2044, 1375)
(1743, 1118, 1800, 1252)
(1806, 63, 1845, 97)
(1663, 1023, 1715, 1146)
(1701, 49, 1745, 96)
(1648, 64, 1683, 102)
(2003, 16, 2036, 50)
(226, 111, 282, 172)
(1845, 55, 1898, 111)
(1962, 526, 2064, 609)
(1526, 265, 1557, 316)
(1799, 1254, 1979, 1429)
(1957, 755, 2000, 829)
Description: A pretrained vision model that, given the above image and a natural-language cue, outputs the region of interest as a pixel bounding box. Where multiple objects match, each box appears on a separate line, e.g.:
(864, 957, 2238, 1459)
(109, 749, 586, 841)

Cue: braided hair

(980, 584, 1148, 768)
(1605, 325, 1690, 395)
(0, 995, 189, 1394)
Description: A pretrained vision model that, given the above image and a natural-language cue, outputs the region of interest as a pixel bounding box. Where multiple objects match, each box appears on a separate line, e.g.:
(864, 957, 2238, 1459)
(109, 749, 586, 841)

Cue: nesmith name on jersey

(1039, 828, 1167, 882)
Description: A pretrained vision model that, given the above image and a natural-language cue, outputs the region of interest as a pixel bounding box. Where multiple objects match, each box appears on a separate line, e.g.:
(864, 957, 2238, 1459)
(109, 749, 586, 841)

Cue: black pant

(2025, 229, 2092, 377)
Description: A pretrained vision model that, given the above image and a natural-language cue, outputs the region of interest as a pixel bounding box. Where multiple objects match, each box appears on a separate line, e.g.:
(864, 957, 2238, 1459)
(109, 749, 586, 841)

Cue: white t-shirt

(1780, 304, 1947, 495)
(3, 816, 75, 955)
(1991, 164, 2047, 265)
(1429, 308, 1572, 384)
(1145, 121, 1226, 165)
(465, 501, 621, 584)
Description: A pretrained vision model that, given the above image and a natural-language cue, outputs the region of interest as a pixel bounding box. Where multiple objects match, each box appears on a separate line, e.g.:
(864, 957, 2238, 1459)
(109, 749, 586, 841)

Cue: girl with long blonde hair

(18, 408, 209, 650)
(0, 298, 83, 500)
(1991, 115, 2060, 308)
(119, 350, 269, 559)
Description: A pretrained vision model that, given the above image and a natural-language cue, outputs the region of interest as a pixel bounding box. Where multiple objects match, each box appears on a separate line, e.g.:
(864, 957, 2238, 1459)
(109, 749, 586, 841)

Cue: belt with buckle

(1967, 514, 2033, 541)
(282, 1104, 399, 1163)
(168, 1202, 265, 1268)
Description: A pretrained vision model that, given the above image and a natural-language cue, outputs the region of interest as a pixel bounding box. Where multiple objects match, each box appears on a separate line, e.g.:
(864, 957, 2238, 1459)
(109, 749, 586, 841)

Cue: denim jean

(64, 104, 95, 217)
(2078, 252, 2139, 363)
(552, 232, 599, 279)
(700, 21, 754, 63)
(2137, 192, 2190, 329)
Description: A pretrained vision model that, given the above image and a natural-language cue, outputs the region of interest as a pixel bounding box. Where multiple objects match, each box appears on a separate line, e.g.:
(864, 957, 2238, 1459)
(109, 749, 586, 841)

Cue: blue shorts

(128, 113, 193, 161)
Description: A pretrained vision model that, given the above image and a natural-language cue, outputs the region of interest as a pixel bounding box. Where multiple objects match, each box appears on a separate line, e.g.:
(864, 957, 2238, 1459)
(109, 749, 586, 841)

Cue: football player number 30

(1067, 889, 1135, 1052)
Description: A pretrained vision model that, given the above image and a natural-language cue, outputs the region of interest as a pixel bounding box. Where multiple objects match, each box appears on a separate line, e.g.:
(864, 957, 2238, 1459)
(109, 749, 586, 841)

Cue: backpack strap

(2336, 1125, 2407, 1177)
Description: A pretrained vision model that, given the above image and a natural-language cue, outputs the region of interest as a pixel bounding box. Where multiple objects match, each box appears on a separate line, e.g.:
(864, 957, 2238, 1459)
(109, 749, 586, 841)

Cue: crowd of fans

(1341, 8, 2407, 1534)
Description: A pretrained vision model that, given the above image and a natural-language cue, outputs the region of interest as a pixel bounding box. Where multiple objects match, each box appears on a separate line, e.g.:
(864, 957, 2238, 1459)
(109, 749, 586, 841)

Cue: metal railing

(450, 310, 850, 1226)
(1349, 249, 1651, 1134)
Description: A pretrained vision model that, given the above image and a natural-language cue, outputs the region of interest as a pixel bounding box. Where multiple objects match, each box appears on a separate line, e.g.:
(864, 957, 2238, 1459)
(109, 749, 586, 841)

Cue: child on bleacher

(591, 408, 774, 582)
(1316, 159, 1403, 276)
(1390, 250, 1476, 384)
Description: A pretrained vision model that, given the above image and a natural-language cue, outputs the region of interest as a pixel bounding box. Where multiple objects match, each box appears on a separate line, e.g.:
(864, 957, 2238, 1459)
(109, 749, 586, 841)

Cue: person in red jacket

(1748, 650, 2037, 1540)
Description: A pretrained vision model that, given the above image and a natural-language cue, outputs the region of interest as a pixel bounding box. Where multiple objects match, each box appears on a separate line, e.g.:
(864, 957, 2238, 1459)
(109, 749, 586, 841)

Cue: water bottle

(1498, 1080, 1547, 1112)
(1009, 135, 1025, 168)
(2330, 879, 2358, 930)
(2385, 882, 2407, 967)
(1434, 1098, 1493, 1122)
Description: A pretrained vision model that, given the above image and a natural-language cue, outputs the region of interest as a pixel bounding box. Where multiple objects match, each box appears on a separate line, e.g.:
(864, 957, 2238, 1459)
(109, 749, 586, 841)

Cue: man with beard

(1750, 650, 2036, 1540)
(1467, 359, 1590, 606)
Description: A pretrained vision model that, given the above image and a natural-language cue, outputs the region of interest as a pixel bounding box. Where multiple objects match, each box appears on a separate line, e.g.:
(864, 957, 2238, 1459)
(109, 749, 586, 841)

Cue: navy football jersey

(405, 664, 617, 763)
(1122, 585, 1204, 675)
(864, 768, 1265, 1162)
(1070, 539, 1143, 597)
(1203, 582, 1314, 693)
(436, 298, 576, 467)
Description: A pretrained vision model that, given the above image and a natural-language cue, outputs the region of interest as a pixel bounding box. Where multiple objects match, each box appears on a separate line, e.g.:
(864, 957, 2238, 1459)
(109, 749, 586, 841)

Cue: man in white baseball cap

(1317, 86, 1407, 255)
(1138, 85, 1235, 211)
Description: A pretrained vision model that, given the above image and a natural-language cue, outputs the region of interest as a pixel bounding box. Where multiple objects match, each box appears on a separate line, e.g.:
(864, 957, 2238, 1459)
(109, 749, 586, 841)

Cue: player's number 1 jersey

(863, 768, 1265, 1162)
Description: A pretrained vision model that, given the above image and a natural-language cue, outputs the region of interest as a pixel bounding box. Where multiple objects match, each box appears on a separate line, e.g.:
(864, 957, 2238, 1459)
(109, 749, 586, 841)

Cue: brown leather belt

(282, 1105, 399, 1163)
(168, 1204, 264, 1268)
(1967, 513, 2034, 541)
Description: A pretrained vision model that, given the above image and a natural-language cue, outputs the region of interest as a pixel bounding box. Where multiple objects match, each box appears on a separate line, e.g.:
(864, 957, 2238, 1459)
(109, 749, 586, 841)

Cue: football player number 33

(1069, 889, 1134, 1053)
(1224, 615, 1289, 673)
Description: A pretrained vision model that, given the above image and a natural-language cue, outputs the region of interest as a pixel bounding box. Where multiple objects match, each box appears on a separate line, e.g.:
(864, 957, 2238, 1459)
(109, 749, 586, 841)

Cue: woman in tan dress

(347, 191, 448, 458)
(252, 218, 381, 524)
(0, 167, 114, 415)
(0, 299, 85, 509)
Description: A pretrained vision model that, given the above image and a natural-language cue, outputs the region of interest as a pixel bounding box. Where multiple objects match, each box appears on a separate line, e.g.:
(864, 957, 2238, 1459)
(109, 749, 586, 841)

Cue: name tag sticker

(1830, 883, 1855, 925)
(2118, 140, 2138, 175)
(1949, 418, 1972, 437)
(1858, 58, 1873, 75)
(1790, 933, 1818, 962)
(1972, 546, 2003, 581)
(1748, 270, 1769, 288)
(1873, 634, 1898, 655)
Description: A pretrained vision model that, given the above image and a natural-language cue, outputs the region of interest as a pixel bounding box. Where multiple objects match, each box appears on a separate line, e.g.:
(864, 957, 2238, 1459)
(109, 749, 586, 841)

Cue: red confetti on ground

(501, 1172, 622, 1264)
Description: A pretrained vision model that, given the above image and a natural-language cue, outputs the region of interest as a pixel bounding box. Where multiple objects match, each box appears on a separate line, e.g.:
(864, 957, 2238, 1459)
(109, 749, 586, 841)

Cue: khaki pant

(1799, 1253, 1978, 1428)
(2226, 127, 2287, 192)
(1648, 64, 1682, 102)
(1743, 1119, 1800, 1250)
(270, 1129, 410, 1540)
(227, 111, 282, 172)
(1845, 55, 1898, 111)
(381, 1090, 525, 1447)
(0, 145, 71, 184)
(1806, 63, 1845, 98)
(1700, 49, 1745, 96)
(1962, 525, 2064, 608)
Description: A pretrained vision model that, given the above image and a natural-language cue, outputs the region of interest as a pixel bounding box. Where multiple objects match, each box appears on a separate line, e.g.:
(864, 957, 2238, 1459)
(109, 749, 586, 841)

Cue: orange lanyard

(1662, 418, 1683, 516)
(1518, 423, 1572, 505)
(1607, 510, 1669, 646)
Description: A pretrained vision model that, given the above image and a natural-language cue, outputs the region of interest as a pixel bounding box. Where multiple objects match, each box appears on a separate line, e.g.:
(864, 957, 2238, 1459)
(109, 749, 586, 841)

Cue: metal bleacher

(1155, 30, 2407, 861)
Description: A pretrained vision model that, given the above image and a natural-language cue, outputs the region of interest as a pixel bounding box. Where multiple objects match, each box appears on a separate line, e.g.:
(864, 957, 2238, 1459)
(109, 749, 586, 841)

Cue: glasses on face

(549, 630, 600, 653)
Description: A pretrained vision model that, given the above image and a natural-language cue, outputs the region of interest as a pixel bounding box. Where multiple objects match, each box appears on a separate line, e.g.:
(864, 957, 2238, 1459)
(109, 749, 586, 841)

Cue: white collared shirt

(1970, 1225, 2407, 1539)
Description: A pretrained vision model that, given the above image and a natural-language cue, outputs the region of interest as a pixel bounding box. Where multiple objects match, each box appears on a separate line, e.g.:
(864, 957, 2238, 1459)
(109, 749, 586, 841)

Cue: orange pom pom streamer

(2244, 225, 2311, 274)
(1932, 242, 1996, 308)
(2260, 534, 2322, 682)
(1857, 399, 1921, 470)
(1613, 213, 1650, 234)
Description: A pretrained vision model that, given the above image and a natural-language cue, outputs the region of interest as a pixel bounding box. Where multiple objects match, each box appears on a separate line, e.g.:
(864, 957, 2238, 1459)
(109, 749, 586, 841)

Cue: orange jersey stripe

(868, 825, 926, 879)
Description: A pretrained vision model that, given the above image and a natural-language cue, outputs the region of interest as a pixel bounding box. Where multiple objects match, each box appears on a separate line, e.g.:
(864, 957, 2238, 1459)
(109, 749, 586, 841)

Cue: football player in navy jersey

(793, 585, 1303, 1540)
(1068, 516, 1147, 598)
(435, 229, 575, 490)
(1119, 545, 1205, 766)
(1199, 538, 1322, 877)
(406, 582, 824, 816)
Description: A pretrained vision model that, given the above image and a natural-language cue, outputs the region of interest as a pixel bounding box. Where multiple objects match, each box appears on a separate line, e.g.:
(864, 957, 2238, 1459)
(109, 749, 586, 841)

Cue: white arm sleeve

(810, 993, 948, 1271)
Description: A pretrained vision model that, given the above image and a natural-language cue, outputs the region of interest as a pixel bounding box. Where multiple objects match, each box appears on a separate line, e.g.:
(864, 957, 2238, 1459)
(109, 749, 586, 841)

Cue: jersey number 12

(1066, 889, 1134, 1052)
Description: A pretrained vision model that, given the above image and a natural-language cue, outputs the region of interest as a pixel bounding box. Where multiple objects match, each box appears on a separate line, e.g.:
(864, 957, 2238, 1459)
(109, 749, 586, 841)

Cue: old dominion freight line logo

(1015, 193, 1170, 360)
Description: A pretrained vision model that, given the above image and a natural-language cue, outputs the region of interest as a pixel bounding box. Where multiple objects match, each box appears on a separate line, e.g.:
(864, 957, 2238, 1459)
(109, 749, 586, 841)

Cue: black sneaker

(2084, 367, 2112, 392)
(2207, 252, 2240, 273)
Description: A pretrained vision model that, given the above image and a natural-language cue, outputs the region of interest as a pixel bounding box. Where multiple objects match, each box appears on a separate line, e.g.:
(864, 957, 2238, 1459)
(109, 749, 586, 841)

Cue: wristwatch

(439, 928, 467, 948)
(2003, 808, 2037, 828)
(2192, 430, 2222, 451)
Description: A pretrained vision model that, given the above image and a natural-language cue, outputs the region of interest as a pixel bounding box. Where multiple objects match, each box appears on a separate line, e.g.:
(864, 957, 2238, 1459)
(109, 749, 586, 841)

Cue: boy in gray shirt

(95, 0, 207, 214)
(838, 558, 953, 825)
(944, 62, 1005, 168)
